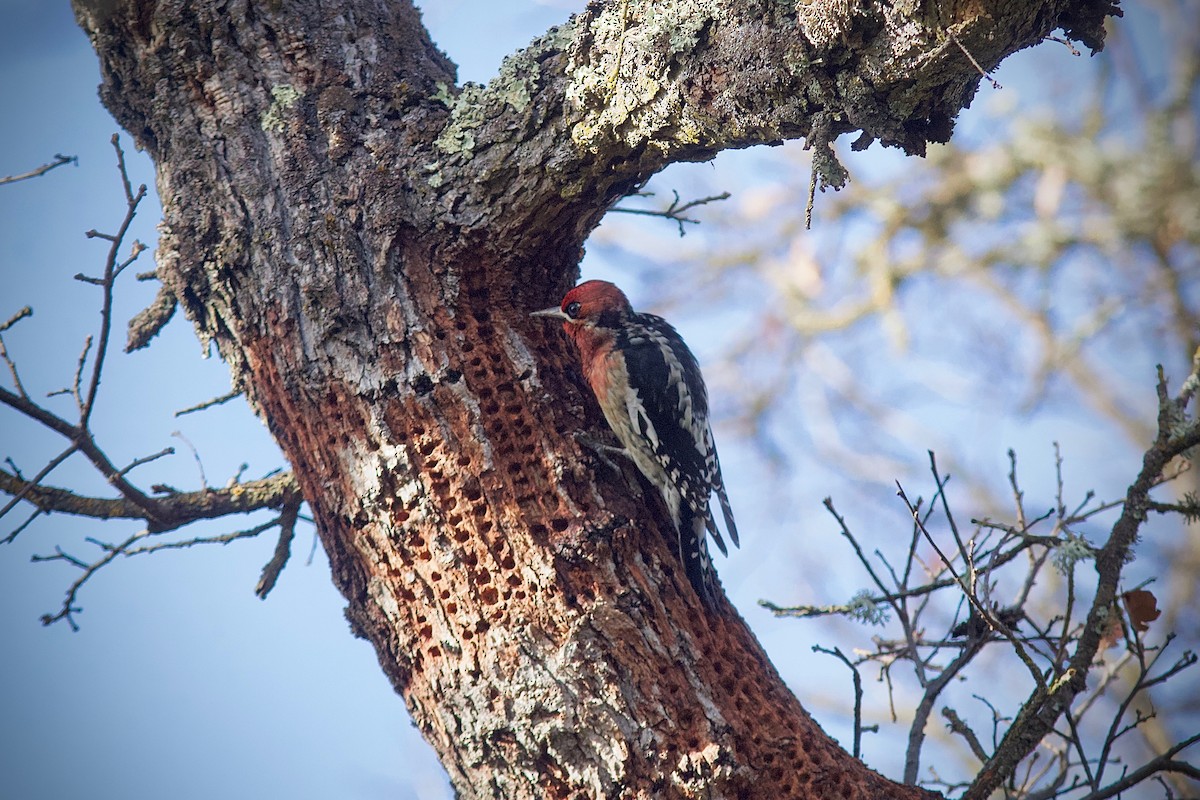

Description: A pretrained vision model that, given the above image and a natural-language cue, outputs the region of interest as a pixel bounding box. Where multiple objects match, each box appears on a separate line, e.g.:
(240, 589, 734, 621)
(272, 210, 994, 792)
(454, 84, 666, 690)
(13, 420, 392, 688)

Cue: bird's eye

(564, 301, 582, 319)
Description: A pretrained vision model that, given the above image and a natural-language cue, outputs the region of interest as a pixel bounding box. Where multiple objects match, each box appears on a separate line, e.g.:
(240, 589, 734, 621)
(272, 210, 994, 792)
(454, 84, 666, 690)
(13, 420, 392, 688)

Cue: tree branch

(0, 153, 76, 186)
(0, 468, 299, 534)
(1078, 732, 1200, 800)
(812, 644, 875, 760)
(174, 389, 243, 418)
(965, 359, 1200, 799)
(0, 305, 33, 397)
(125, 281, 177, 352)
(80, 135, 147, 428)
(0, 383, 165, 522)
(610, 190, 731, 237)
(255, 491, 301, 599)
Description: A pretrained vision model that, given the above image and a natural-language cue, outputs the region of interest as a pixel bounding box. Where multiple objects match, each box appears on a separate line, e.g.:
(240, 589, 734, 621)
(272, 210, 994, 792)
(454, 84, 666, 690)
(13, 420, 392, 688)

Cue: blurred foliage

(600, 1, 1198, 492)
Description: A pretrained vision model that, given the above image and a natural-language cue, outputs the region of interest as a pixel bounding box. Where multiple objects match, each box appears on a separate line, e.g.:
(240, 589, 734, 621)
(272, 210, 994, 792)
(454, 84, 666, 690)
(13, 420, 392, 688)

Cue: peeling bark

(70, 0, 1119, 796)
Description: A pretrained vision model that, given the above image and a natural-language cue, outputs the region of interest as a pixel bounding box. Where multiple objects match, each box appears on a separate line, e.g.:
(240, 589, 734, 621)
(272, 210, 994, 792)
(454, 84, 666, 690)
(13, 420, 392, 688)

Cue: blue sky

(0, 2, 1187, 799)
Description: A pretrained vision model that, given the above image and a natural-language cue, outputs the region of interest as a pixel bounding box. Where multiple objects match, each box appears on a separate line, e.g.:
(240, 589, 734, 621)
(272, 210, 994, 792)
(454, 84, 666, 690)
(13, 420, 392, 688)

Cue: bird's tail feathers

(680, 506, 720, 609)
(716, 481, 739, 549)
(703, 511, 729, 556)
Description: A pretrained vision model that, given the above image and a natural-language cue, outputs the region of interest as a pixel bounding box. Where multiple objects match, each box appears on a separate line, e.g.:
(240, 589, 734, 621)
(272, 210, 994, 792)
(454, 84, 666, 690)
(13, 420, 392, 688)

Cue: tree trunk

(70, 0, 1117, 796)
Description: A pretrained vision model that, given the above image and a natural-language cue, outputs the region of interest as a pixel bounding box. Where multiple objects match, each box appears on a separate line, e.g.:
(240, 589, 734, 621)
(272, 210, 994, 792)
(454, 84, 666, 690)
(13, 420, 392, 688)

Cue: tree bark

(70, 0, 1118, 796)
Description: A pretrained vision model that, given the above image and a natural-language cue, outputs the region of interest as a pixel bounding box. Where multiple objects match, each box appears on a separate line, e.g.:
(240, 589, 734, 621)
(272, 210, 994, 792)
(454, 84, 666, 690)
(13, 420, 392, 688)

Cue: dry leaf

(1122, 588, 1161, 633)
(1097, 608, 1123, 652)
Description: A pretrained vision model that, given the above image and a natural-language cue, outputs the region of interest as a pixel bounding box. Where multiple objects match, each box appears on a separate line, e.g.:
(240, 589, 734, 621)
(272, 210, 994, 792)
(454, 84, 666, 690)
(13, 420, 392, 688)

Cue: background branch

(0, 153, 76, 186)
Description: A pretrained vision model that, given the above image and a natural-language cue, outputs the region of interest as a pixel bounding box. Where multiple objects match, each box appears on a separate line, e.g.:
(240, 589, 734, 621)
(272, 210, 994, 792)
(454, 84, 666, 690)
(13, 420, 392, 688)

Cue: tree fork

(70, 0, 1119, 795)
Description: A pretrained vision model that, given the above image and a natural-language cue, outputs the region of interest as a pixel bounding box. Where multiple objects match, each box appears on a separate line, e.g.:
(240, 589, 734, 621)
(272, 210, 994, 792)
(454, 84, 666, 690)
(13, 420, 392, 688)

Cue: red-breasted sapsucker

(533, 280, 738, 608)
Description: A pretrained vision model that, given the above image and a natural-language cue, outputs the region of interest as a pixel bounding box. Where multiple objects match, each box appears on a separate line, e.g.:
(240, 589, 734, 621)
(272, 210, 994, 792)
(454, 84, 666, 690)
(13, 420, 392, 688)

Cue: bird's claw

(575, 432, 628, 474)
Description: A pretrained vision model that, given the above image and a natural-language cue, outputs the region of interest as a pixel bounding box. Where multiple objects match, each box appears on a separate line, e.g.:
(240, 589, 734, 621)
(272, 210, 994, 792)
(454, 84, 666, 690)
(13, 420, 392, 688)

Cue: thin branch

(32, 544, 89, 570)
(941, 706, 988, 763)
(1063, 706, 1097, 791)
(0, 305, 32, 333)
(813, 644, 874, 759)
(0, 446, 78, 534)
(70, 335, 93, 413)
(1096, 636, 1196, 787)
(1043, 34, 1083, 57)
(255, 493, 301, 599)
(903, 636, 986, 783)
(123, 517, 279, 556)
(0, 384, 165, 521)
(610, 190, 730, 237)
(1077, 733, 1200, 800)
(0, 153, 77, 186)
(822, 497, 894, 603)
(34, 507, 297, 630)
(0, 306, 32, 399)
(6, 508, 45, 542)
(951, 34, 1003, 89)
(928, 452, 970, 572)
(175, 389, 243, 417)
(34, 531, 142, 630)
(171, 430, 208, 489)
(897, 481, 1046, 689)
(115, 447, 175, 478)
(80, 135, 147, 428)
(760, 526, 1054, 619)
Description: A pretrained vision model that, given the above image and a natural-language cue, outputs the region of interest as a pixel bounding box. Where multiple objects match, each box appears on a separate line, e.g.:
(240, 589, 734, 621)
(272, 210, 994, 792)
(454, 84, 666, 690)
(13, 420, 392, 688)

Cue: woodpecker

(532, 280, 738, 608)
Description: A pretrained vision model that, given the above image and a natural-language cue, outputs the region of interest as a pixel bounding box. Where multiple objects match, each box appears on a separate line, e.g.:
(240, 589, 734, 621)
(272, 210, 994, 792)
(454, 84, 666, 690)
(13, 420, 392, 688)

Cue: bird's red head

(531, 280, 632, 331)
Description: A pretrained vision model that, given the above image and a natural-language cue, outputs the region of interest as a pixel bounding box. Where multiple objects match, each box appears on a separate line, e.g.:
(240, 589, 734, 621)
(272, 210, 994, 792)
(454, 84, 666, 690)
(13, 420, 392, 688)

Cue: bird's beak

(530, 306, 568, 320)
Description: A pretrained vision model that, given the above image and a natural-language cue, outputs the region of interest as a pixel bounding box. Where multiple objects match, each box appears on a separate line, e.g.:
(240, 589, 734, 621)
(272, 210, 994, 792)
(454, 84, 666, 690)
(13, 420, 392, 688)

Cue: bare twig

(171, 430, 208, 489)
(941, 706, 988, 763)
(1078, 732, 1200, 800)
(1095, 636, 1197, 788)
(610, 190, 730, 237)
(70, 335, 93, 412)
(0, 446, 78, 535)
(0, 153, 76, 186)
(33, 531, 141, 630)
(0, 306, 32, 334)
(951, 33, 1002, 89)
(897, 481, 1046, 689)
(175, 389, 243, 417)
(116, 447, 175, 478)
(1043, 35, 1082, 57)
(812, 644, 875, 759)
(822, 497, 894, 602)
(0, 306, 32, 398)
(255, 493, 302, 599)
(760, 525, 1055, 619)
(904, 637, 987, 783)
(79, 136, 148, 428)
(124, 517, 279, 556)
(6, 508, 44, 542)
(35, 513, 282, 629)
